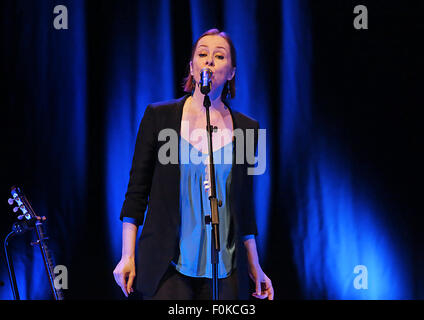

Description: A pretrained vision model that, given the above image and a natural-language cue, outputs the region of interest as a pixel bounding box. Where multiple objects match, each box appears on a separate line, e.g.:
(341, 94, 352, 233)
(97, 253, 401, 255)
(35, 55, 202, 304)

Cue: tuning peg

(13, 207, 19, 213)
(17, 215, 24, 220)
(8, 198, 14, 205)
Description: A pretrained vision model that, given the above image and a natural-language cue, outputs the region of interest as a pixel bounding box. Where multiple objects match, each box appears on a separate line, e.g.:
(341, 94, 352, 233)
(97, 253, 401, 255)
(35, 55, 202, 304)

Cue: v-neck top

(173, 136, 235, 278)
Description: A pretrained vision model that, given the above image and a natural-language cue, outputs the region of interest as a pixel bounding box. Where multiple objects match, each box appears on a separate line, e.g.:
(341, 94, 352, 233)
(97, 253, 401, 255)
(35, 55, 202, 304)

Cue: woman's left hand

(248, 262, 274, 300)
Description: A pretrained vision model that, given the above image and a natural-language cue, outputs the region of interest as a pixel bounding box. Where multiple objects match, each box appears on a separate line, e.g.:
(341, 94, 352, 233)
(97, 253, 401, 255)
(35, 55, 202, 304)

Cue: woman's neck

(190, 86, 227, 114)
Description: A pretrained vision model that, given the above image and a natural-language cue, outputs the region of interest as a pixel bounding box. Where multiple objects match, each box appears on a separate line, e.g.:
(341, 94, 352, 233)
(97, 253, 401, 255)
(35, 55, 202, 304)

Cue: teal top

(174, 136, 235, 279)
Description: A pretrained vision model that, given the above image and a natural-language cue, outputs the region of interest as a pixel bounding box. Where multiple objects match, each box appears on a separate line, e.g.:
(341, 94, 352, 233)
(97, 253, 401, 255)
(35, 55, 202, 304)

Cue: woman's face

(190, 35, 235, 95)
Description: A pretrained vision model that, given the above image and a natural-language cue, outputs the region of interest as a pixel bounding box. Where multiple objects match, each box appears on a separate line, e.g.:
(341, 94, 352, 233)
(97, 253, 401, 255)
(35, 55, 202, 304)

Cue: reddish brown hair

(182, 29, 237, 99)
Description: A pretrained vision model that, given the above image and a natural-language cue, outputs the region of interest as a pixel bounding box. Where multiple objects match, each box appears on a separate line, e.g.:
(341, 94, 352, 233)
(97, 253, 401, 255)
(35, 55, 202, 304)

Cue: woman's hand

(248, 261, 274, 300)
(114, 221, 138, 297)
(113, 255, 136, 297)
(244, 237, 274, 300)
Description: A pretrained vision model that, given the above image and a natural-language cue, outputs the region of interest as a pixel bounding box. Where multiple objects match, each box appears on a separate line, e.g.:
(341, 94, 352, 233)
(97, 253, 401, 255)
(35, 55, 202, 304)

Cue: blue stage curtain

(0, 0, 418, 300)
(1, 0, 87, 299)
(279, 0, 413, 299)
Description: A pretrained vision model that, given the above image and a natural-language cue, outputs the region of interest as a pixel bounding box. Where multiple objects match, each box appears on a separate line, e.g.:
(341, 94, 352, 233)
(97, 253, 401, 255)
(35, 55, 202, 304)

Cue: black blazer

(120, 95, 260, 298)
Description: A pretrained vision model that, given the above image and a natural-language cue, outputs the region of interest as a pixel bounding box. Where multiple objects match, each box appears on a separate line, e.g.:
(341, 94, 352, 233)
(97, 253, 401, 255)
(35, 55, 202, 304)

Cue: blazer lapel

(166, 95, 189, 229)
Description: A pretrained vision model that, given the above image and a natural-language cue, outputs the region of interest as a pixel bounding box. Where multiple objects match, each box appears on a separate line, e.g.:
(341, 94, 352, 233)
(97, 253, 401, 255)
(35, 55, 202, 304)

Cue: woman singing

(113, 29, 273, 300)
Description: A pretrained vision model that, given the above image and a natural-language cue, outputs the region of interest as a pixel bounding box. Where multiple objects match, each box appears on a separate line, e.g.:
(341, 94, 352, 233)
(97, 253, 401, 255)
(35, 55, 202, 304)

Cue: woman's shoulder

(147, 95, 188, 112)
(230, 108, 259, 129)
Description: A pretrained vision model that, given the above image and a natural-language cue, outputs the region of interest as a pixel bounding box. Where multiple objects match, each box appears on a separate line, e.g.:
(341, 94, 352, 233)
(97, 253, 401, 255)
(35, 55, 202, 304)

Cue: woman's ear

(229, 67, 236, 81)
(190, 61, 193, 76)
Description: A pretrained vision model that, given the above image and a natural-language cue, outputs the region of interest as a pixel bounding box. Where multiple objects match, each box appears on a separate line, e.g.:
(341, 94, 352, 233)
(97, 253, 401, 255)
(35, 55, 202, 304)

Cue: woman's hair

(182, 28, 237, 99)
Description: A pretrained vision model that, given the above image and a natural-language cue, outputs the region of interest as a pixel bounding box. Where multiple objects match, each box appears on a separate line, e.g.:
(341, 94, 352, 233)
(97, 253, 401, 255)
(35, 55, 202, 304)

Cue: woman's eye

(216, 55, 224, 60)
(199, 53, 207, 57)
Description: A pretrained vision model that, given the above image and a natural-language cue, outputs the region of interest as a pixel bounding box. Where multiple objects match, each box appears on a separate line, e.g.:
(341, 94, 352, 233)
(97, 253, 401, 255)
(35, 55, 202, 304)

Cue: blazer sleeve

(120, 105, 157, 226)
(237, 120, 260, 237)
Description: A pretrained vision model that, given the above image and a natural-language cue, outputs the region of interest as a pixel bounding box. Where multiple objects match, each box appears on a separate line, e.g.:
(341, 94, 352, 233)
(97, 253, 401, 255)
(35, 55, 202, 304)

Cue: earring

(191, 77, 195, 96)
(226, 81, 231, 100)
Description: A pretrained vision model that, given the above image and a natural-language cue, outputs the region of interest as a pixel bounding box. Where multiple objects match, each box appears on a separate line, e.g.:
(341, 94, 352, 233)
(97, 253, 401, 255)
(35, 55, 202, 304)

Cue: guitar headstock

(8, 186, 36, 221)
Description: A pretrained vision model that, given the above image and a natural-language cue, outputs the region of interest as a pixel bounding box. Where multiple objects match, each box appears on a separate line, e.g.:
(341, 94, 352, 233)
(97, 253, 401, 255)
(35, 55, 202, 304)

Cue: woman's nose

(205, 57, 214, 66)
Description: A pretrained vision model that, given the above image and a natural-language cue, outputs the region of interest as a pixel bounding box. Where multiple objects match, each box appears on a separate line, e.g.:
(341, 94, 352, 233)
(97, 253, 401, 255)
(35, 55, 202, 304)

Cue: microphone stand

(203, 94, 222, 300)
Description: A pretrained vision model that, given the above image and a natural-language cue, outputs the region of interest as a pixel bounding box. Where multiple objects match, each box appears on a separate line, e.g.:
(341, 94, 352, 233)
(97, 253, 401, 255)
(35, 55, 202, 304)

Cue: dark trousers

(142, 265, 239, 300)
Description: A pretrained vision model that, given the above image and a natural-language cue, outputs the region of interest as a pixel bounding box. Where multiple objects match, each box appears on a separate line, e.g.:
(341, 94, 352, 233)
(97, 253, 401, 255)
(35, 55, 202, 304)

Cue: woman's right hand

(113, 256, 136, 297)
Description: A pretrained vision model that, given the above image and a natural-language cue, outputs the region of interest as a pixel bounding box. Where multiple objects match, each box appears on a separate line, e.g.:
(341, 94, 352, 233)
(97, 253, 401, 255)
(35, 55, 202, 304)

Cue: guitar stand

(3, 216, 39, 300)
(3, 219, 56, 300)
(4, 231, 20, 300)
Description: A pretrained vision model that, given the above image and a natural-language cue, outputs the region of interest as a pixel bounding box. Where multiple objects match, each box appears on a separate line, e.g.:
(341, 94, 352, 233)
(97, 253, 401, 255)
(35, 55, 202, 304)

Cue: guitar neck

(35, 222, 64, 300)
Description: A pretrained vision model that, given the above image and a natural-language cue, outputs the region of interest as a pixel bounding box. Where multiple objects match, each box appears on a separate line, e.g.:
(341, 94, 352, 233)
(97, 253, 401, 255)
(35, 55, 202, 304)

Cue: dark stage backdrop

(0, 0, 421, 299)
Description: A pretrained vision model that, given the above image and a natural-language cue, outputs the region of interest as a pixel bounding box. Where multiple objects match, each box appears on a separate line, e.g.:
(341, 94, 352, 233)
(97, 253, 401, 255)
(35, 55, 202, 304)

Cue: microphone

(199, 68, 213, 95)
